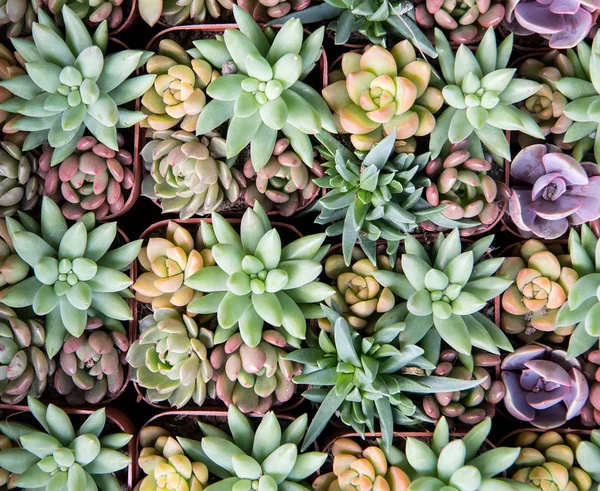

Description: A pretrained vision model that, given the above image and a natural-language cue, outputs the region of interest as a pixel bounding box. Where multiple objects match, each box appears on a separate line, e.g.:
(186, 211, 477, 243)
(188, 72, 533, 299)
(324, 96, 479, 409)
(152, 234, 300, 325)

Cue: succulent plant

(0, 218, 29, 287)
(501, 343, 589, 429)
(0, 197, 141, 359)
(127, 307, 214, 409)
(0, 0, 38, 37)
(193, 5, 336, 172)
(312, 438, 411, 491)
(209, 329, 300, 414)
(0, 304, 49, 405)
(504, 0, 598, 49)
(576, 430, 600, 481)
(499, 240, 578, 343)
(414, 0, 505, 44)
(139, 0, 232, 26)
(431, 27, 543, 163)
(374, 230, 514, 366)
(133, 221, 211, 313)
(422, 349, 505, 425)
(322, 41, 443, 152)
(54, 318, 128, 405)
(243, 137, 322, 217)
(184, 203, 334, 349)
(508, 144, 600, 240)
(141, 130, 244, 219)
(0, 397, 132, 490)
(0, 6, 155, 165)
(509, 431, 592, 491)
(141, 39, 220, 133)
(424, 139, 504, 228)
(39, 134, 134, 220)
(137, 426, 208, 491)
(0, 139, 42, 217)
(237, 0, 309, 22)
(0, 43, 26, 125)
(580, 350, 600, 427)
(44, 0, 126, 28)
(286, 310, 483, 451)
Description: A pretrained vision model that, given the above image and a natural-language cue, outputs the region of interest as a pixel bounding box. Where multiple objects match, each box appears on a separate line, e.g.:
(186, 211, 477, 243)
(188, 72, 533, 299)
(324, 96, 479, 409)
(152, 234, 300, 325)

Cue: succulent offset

(0, 6, 155, 164)
(0, 139, 41, 217)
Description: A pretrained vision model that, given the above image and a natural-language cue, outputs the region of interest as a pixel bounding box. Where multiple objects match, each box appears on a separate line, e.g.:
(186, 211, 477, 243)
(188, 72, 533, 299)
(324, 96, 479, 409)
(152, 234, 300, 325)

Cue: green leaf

(463, 418, 491, 461)
(32, 22, 75, 67)
(83, 448, 130, 474)
(227, 406, 254, 455)
(11, 230, 56, 268)
(46, 404, 75, 446)
(469, 447, 520, 478)
(437, 440, 467, 482)
(252, 412, 281, 462)
(433, 314, 471, 356)
(406, 437, 437, 476)
(96, 50, 144, 93)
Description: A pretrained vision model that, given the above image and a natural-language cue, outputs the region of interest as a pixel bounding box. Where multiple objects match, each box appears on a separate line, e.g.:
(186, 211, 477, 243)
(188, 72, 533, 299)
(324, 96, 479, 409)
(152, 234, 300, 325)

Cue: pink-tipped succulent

(243, 138, 323, 217)
(208, 330, 301, 414)
(504, 0, 599, 48)
(508, 144, 600, 239)
(39, 135, 135, 220)
(501, 343, 589, 429)
(236, 0, 309, 21)
(581, 350, 600, 427)
(322, 41, 444, 151)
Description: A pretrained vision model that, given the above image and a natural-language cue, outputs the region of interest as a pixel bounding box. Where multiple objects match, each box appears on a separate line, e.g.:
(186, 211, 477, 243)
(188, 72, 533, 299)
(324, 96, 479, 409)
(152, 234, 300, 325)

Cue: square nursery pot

(0, 402, 135, 489)
(131, 217, 306, 414)
(135, 24, 328, 219)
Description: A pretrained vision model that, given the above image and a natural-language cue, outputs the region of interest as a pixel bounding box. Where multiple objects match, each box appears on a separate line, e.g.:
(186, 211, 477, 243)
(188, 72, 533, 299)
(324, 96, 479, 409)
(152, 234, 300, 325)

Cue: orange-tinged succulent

(322, 41, 443, 152)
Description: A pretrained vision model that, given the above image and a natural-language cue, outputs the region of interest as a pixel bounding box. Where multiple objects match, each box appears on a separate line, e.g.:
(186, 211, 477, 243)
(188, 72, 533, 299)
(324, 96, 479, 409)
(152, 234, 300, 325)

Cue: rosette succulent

(0, 6, 155, 165)
(141, 130, 243, 219)
(501, 343, 589, 428)
(286, 310, 483, 451)
(209, 329, 300, 414)
(184, 203, 334, 348)
(374, 230, 514, 366)
(0, 0, 37, 37)
(312, 438, 411, 491)
(237, 0, 309, 22)
(127, 307, 214, 409)
(431, 27, 543, 163)
(499, 240, 578, 342)
(0, 397, 132, 490)
(193, 5, 335, 172)
(40, 134, 135, 220)
(0, 304, 49, 405)
(322, 41, 443, 152)
(0, 197, 141, 359)
(142, 39, 219, 133)
(139, 0, 233, 26)
(0, 139, 41, 217)
(508, 144, 600, 239)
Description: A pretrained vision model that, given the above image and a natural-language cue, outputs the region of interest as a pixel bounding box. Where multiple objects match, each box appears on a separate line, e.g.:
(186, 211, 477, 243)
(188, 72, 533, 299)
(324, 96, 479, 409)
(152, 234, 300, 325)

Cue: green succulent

(192, 5, 336, 172)
(576, 430, 600, 482)
(373, 229, 514, 367)
(0, 397, 131, 491)
(285, 310, 483, 452)
(184, 202, 334, 349)
(430, 27, 543, 164)
(0, 5, 156, 165)
(0, 196, 141, 359)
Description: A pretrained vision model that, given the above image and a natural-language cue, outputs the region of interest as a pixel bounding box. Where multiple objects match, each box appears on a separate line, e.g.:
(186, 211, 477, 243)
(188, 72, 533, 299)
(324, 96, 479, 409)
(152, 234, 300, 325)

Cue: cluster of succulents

(0, 139, 41, 217)
(139, 0, 232, 26)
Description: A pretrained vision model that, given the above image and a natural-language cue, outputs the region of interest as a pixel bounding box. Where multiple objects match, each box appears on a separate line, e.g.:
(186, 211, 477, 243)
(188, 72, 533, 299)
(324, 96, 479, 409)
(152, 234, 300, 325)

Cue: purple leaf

(515, 2, 567, 33)
(531, 195, 583, 219)
(509, 189, 537, 233)
(501, 344, 546, 370)
(531, 403, 568, 429)
(531, 173, 563, 201)
(520, 369, 542, 391)
(525, 385, 570, 409)
(549, 7, 593, 48)
(563, 368, 589, 419)
(510, 144, 548, 184)
(502, 371, 537, 422)
(542, 152, 589, 185)
(549, 0, 579, 15)
(523, 359, 572, 386)
(530, 215, 569, 239)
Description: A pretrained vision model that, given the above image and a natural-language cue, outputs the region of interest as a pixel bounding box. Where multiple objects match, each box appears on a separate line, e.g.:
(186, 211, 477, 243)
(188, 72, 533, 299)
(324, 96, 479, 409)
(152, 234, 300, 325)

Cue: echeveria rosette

(431, 27, 544, 164)
(501, 343, 589, 429)
(184, 203, 334, 349)
(0, 397, 131, 490)
(286, 310, 483, 453)
(193, 5, 336, 173)
(374, 230, 514, 367)
(508, 144, 600, 240)
(0, 6, 155, 165)
(0, 197, 141, 359)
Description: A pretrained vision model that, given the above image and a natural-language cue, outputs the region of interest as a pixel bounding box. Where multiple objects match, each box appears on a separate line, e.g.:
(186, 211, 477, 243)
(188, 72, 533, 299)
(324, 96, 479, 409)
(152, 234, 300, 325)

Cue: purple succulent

(504, 0, 599, 48)
(508, 144, 600, 239)
(501, 343, 589, 428)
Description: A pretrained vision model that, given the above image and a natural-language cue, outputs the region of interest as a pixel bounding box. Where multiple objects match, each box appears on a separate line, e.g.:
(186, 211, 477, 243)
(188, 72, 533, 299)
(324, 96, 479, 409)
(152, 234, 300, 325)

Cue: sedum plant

(0, 6, 155, 165)
(237, 0, 309, 22)
(322, 41, 443, 152)
(139, 0, 233, 26)
(0, 397, 132, 490)
(431, 27, 543, 163)
(44, 0, 126, 28)
(0, 217, 29, 288)
(581, 350, 600, 426)
(374, 229, 514, 366)
(0, 139, 41, 218)
(0, 0, 37, 37)
(0, 196, 141, 359)
(127, 307, 214, 409)
(193, 5, 336, 173)
(184, 203, 334, 348)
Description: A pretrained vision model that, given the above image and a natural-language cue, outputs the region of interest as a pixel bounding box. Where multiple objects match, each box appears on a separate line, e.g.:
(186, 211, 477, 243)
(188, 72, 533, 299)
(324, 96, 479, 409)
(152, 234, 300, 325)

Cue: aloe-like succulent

(322, 41, 443, 152)
(139, 0, 233, 26)
(374, 230, 514, 366)
(0, 197, 141, 359)
(0, 397, 132, 490)
(286, 310, 483, 452)
(431, 27, 543, 163)
(0, 139, 41, 217)
(0, 6, 155, 165)
(184, 203, 334, 348)
(127, 307, 214, 409)
(193, 5, 335, 172)
(501, 343, 589, 429)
